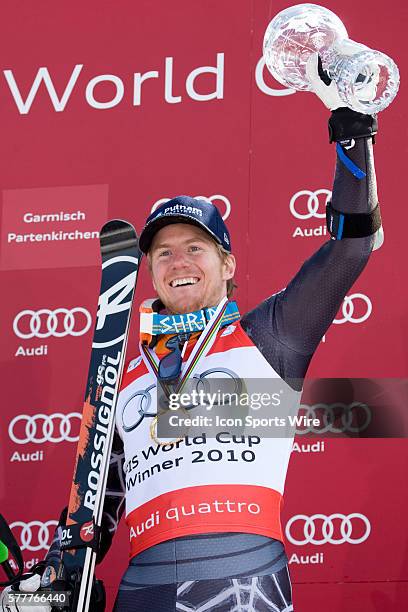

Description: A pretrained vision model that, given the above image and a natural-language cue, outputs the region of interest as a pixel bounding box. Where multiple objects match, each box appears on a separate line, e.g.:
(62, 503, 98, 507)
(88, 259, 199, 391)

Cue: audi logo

(285, 514, 371, 545)
(151, 195, 231, 221)
(122, 384, 156, 432)
(10, 520, 58, 552)
(13, 307, 92, 339)
(9, 413, 82, 444)
(289, 189, 331, 220)
(296, 402, 371, 434)
(122, 368, 242, 432)
(333, 294, 372, 324)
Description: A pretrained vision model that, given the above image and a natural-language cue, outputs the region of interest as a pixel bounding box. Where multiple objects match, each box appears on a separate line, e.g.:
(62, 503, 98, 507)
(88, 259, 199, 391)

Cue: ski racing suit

(45, 123, 379, 612)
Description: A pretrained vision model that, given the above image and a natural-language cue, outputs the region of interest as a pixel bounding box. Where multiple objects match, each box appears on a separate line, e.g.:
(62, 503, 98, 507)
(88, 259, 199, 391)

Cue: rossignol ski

(55, 220, 141, 612)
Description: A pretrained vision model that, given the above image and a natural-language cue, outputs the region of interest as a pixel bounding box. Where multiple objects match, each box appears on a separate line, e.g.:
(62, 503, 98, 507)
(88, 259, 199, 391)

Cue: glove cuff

(329, 108, 378, 143)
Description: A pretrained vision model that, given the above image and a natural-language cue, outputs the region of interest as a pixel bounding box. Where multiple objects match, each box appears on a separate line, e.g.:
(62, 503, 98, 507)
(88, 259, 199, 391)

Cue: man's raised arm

(242, 52, 382, 382)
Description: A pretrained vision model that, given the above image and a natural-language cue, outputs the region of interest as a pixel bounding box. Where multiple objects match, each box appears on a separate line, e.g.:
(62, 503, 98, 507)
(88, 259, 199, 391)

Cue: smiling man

(103, 53, 382, 608)
(147, 220, 236, 315)
(107, 92, 381, 607)
(1, 54, 383, 612)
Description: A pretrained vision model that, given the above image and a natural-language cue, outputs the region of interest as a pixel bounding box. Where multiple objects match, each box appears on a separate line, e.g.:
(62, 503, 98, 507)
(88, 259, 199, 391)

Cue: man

(107, 54, 381, 610)
(1, 53, 382, 611)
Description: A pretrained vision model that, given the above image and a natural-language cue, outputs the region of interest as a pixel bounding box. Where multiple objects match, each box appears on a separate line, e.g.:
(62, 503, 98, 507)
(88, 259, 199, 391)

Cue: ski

(56, 220, 141, 612)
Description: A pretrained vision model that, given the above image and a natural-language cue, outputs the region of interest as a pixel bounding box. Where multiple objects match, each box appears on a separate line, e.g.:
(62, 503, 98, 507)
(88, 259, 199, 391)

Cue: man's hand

(306, 41, 380, 111)
(306, 52, 343, 110)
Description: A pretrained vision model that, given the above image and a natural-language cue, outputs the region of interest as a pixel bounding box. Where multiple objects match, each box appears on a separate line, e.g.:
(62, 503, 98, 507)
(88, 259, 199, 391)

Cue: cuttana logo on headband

(160, 204, 203, 217)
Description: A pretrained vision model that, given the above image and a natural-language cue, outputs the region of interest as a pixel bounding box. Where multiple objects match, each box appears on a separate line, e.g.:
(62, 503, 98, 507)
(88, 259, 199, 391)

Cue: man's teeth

(170, 277, 199, 288)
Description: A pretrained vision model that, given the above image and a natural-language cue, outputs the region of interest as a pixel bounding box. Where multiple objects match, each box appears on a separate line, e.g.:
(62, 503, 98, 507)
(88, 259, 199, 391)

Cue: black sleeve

(44, 428, 126, 567)
(242, 133, 378, 387)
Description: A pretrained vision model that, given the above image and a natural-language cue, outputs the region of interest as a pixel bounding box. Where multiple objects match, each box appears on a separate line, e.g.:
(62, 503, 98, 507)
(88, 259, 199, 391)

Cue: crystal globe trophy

(263, 3, 400, 114)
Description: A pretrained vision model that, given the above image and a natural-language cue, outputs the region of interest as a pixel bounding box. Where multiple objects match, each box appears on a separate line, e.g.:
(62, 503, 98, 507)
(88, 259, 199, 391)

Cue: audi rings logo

(334, 294, 372, 324)
(9, 413, 82, 445)
(152, 195, 231, 221)
(285, 514, 371, 545)
(296, 402, 371, 435)
(10, 520, 58, 552)
(122, 368, 242, 432)
(289, 189, 331, 220)
(13, 308, 92, 339)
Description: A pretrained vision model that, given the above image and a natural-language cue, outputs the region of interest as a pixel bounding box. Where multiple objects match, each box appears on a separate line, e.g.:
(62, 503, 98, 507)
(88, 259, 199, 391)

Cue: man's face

(149, 223, 236, 314)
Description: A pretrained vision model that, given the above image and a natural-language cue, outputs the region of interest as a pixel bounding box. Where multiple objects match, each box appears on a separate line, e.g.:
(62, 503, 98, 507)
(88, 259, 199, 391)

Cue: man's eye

(159, 250, 170, 257)
(189, 245, 201, 252)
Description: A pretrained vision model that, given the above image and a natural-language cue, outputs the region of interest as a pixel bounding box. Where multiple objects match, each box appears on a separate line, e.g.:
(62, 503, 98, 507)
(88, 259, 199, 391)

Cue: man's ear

(223, 253, 236, 280)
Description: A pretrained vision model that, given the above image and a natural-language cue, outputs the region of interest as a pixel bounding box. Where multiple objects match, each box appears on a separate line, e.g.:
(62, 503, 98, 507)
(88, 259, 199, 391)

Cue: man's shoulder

(241, 291, 284, 328)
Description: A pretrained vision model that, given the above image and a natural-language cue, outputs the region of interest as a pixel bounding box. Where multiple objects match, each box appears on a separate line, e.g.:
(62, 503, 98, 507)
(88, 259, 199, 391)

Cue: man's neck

(162, 296, 229, 316)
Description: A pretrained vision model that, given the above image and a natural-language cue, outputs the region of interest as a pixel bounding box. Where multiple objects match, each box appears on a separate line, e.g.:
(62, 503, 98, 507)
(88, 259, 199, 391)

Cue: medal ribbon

(140, 297, 231, 396)
(140, 301, 240, 337)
